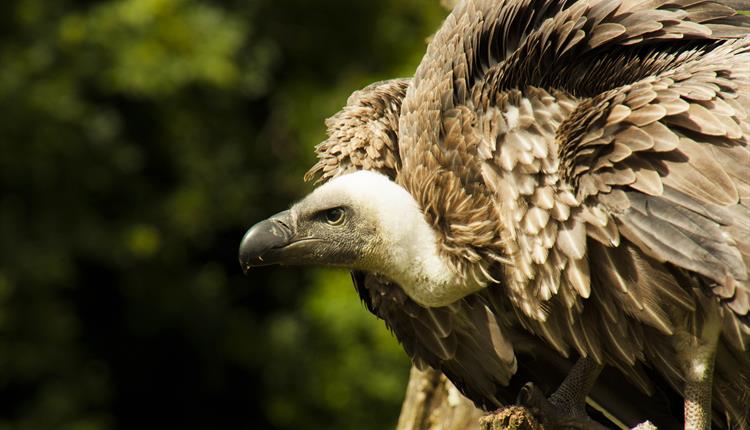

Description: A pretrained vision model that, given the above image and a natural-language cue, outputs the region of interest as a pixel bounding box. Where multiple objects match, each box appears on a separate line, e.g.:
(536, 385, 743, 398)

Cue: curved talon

(515, 382, 610, 430)
(517, 382, 549, 410)
(517, 382, 571, 421)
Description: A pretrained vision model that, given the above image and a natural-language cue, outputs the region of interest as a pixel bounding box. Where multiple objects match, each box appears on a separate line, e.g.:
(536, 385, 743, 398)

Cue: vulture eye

(324, 207, 345, 225)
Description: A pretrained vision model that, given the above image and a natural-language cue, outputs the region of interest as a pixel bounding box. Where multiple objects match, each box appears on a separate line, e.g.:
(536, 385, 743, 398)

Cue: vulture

(240, 0, 750, 428)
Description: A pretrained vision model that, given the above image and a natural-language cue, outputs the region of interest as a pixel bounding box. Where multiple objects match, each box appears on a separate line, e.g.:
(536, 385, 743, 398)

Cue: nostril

(274, 218, 291, 231)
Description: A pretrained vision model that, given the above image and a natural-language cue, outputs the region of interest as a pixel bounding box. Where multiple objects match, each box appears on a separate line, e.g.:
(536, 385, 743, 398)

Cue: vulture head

(240, 170, 482, 307)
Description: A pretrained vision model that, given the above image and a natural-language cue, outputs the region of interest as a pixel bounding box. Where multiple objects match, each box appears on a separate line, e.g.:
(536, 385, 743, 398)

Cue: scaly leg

(548, 356, 603, 418)
(514, 357, 660, 429)
(680, 337, 718, 430)
(515, 357, 609, 429)
(675, 300, 721, 430)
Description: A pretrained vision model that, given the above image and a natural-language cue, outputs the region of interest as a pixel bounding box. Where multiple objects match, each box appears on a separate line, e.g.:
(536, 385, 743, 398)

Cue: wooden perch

(395, 366, 659, 430)
(396, 366, 484, 430)
(395, 366, 547, 430)
(391, 366, 561, 430)
(395, 365, 552, 430)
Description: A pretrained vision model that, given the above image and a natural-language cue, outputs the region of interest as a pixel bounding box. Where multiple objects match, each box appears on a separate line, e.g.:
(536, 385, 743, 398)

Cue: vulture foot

(514, 357, 609, 429)
(514, 382, 608, 430)
(547, 357, 602, 418)
(480, 402, 659, 430)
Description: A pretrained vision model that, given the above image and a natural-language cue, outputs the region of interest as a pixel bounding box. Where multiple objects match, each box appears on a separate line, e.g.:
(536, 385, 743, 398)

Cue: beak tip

(238, 211, 293, 272)
(239, 258, 250, 275)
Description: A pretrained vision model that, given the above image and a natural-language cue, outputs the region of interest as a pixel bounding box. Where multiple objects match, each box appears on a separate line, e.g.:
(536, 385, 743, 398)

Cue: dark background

(0, 1, 446, 428)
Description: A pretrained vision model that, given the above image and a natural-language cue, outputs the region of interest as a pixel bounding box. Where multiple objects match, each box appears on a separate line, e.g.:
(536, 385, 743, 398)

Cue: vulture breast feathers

(304, 0, 750, 428)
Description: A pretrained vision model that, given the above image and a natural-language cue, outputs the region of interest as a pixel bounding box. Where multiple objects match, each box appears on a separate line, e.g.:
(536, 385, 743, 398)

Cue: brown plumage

(304, 1, 750, 428)
(305, 79, 408, 183)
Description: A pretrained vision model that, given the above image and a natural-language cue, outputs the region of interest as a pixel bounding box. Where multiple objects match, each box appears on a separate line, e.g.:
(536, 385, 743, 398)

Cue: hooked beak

(239, 210, 294, 273)
(239, 210, 323, 274)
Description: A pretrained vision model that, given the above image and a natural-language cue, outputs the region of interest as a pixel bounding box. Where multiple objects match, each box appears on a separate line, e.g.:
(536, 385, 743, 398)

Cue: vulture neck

(382, 211, 485, 307)
(347, 172, 485, 307)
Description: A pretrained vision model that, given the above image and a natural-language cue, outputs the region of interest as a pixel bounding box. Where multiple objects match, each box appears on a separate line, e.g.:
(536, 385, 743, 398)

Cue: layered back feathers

(307, 1, 750, 427)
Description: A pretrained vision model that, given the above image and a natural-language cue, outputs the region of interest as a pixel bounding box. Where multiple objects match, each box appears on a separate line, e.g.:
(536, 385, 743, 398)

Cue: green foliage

(0, 0, 443, 429)
(262, 270, 410, 430)
(58, 0, 250, 97)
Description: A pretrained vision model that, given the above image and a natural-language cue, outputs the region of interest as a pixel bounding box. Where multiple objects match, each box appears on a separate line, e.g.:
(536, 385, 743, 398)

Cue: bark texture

(394, 366, 620, 430)
(396, 366, 484, 430)
(394, 366, 547, 430)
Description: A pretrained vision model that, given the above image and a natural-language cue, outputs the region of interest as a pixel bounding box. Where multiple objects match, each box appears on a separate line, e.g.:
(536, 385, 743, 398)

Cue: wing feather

(337, 0, 750, 426)
(304, 79, 409, 183)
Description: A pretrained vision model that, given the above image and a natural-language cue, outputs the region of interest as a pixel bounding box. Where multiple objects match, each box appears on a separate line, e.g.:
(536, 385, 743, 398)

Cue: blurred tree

(0, 0, 445, 429)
